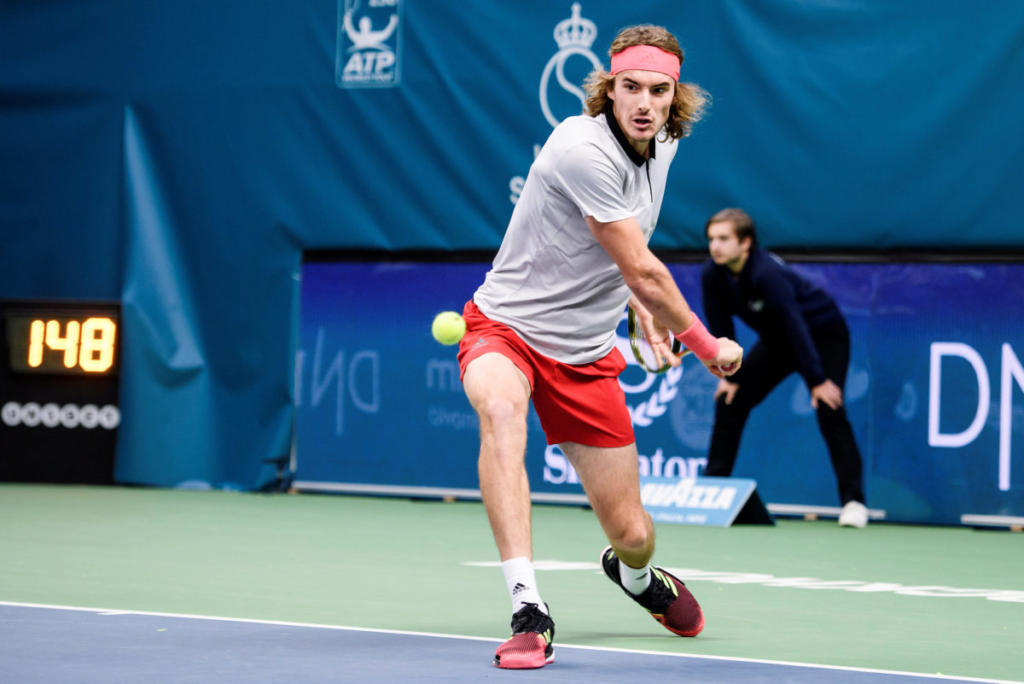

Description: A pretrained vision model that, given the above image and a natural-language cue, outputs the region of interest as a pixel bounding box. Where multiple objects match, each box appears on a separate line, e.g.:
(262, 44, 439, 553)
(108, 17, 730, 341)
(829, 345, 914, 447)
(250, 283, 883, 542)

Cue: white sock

(501, 556, 548, 614)
(619, 559, 652, 595)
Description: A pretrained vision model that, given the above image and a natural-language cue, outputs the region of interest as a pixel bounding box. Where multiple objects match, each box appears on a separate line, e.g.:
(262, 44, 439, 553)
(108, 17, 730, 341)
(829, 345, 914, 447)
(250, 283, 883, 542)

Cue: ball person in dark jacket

(700, 208, 868, 527)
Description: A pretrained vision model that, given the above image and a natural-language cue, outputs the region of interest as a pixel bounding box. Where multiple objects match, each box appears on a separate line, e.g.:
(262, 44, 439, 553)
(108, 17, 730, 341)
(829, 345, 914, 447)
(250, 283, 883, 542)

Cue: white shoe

(838, 501, 868, 528)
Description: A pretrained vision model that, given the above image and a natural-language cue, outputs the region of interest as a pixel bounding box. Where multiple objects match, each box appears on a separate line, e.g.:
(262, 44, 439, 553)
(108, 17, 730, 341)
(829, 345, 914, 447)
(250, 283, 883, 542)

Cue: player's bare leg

(463, 352, 533, 561)
(561, 442, 654, 566)
(463, 353, 554, 668)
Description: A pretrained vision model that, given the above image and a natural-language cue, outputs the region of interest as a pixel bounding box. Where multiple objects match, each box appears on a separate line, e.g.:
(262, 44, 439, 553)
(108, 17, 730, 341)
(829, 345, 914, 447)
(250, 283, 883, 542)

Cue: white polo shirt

(474, 108, 678, 364)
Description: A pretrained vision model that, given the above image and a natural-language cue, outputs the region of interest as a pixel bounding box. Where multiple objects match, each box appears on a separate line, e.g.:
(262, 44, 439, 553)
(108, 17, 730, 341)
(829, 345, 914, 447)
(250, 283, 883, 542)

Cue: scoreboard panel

(1, 300, 120, 484)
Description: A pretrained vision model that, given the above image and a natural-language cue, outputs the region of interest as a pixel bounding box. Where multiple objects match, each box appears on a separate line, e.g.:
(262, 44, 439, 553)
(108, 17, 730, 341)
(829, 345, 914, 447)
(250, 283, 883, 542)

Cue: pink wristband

(674, 315, 720, 362)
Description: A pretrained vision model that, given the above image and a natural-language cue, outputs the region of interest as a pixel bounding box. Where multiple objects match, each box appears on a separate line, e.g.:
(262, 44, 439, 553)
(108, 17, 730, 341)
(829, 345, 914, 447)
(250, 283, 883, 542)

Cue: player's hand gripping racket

(627, 307, 691, 374)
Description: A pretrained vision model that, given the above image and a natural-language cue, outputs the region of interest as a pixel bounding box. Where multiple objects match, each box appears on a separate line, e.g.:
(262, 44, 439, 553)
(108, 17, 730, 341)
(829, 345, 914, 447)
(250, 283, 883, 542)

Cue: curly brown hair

(584, 25, 708, 141)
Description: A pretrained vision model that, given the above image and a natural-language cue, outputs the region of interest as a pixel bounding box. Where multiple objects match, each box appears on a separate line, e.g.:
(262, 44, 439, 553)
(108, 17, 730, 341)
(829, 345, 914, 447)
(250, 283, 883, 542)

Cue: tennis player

(700, 208, 869, 528)
(457, 25, 743, 669)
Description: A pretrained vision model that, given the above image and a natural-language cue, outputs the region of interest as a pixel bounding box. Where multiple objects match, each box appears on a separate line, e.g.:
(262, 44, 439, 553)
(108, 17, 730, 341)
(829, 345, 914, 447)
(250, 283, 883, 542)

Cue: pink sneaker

(493, 603, 555, 669)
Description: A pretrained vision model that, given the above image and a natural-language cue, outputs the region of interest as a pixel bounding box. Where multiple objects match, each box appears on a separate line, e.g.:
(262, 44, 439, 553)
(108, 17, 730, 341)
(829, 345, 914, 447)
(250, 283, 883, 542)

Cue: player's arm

(589, 216, 690, 330)
(587, 215, 742, 375)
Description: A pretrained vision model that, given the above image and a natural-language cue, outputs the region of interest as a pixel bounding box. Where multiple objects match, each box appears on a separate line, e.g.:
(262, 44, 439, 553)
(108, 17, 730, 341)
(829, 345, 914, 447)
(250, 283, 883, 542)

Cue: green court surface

(1, 484, 1021, 682)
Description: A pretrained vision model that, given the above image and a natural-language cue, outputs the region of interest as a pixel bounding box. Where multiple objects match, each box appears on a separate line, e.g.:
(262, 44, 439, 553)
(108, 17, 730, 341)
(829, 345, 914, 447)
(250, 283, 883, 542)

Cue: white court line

(463, 561, 1024, 603)
(0, 600, 1018, 684)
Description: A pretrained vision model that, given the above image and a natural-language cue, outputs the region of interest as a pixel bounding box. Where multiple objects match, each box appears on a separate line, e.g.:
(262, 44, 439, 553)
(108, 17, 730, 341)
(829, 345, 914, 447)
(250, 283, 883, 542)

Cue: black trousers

(704, 319, 865, 505)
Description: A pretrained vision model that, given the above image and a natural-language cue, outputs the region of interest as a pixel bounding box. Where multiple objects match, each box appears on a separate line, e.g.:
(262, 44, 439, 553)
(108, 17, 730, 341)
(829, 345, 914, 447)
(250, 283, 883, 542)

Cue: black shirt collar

(603, 102, 655, 167)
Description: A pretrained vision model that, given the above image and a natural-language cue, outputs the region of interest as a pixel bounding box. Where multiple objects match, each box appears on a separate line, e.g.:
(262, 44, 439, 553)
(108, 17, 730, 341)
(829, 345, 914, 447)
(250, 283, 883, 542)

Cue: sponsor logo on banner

(929, 341, 1023, 491)
(642, 478, 737, 511)
(336, 0, 402, 88)
(1, 401, 120, 430)
(293, 327, 380, 436)
(425, 357, 479, 432)
(539, 3, 602, 128)
(510, 3, 602, 204)
(640, 476, 759, 527)
(544, 444, 705, 485)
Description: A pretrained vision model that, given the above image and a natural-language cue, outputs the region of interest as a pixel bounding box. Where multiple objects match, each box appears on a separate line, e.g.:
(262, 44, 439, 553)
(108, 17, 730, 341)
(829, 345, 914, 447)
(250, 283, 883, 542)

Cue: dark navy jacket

(700, 248, 845, 388)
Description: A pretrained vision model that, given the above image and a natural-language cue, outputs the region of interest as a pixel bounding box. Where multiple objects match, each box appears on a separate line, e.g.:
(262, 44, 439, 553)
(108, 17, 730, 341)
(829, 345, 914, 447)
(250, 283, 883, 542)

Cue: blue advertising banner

(6, 1, 1024, 490)
(294, 261, 492, 495)
(294, 259, 1024, 526)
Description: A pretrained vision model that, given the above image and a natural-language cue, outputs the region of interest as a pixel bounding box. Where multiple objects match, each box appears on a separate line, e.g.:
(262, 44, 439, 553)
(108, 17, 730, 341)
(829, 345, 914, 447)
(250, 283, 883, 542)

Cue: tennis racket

(627, 307, 691, 374)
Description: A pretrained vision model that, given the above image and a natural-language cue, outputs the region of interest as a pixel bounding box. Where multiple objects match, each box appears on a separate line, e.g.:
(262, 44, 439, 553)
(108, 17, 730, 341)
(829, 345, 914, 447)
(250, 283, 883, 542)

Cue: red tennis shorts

(457, 300, 634, 448)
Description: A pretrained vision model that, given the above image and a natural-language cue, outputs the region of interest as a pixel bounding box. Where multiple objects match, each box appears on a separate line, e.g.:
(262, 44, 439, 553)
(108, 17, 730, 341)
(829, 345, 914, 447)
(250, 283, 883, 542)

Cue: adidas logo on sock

(512, 582, 528, 596)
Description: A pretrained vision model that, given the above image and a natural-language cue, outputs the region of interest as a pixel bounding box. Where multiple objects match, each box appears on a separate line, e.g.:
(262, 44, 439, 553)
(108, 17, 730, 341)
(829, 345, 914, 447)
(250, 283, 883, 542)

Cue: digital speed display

(3, 303, 120, 375)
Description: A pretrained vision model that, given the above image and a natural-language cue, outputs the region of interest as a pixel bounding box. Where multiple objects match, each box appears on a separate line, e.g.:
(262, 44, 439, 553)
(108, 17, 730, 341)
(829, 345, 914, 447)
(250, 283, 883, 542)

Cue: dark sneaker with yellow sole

(493, 602, 555, 669)
(600, 545, 704, 637)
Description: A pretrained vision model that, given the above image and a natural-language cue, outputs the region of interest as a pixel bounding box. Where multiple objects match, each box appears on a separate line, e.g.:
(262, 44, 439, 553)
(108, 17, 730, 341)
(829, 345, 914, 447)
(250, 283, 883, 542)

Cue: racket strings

(627, 308, 685, 374)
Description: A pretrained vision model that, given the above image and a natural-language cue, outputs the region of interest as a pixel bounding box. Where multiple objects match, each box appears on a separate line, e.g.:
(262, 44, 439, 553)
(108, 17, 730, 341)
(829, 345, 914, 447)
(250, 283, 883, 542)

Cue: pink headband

(610, 45, 680, 82)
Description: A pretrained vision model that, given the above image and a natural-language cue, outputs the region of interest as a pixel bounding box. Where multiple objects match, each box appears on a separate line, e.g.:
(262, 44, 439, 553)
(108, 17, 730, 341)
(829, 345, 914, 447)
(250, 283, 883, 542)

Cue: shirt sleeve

(757, 268, 827, 387)
(552, 142, 634, 224)
(701, 264, 736, 341)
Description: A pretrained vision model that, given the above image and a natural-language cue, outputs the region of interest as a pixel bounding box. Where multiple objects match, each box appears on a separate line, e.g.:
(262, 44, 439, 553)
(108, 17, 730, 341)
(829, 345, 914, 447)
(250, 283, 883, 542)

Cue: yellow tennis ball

(431, 311, 466, 346)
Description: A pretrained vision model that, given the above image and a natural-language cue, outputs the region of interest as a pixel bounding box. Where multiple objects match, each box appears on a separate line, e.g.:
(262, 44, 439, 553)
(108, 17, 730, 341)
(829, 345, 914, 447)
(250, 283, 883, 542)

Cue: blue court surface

(0, 602, 1010, 684)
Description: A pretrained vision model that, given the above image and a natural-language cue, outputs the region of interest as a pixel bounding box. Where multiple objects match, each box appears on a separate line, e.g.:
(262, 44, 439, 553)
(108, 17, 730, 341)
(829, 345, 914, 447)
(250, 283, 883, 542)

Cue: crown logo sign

(554, 3, 597, 50)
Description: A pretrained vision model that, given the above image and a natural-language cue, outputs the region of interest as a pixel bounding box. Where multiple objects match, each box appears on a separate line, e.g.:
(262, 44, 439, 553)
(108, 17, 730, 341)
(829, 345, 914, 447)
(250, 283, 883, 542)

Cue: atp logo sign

(336, 0, 402, 88)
